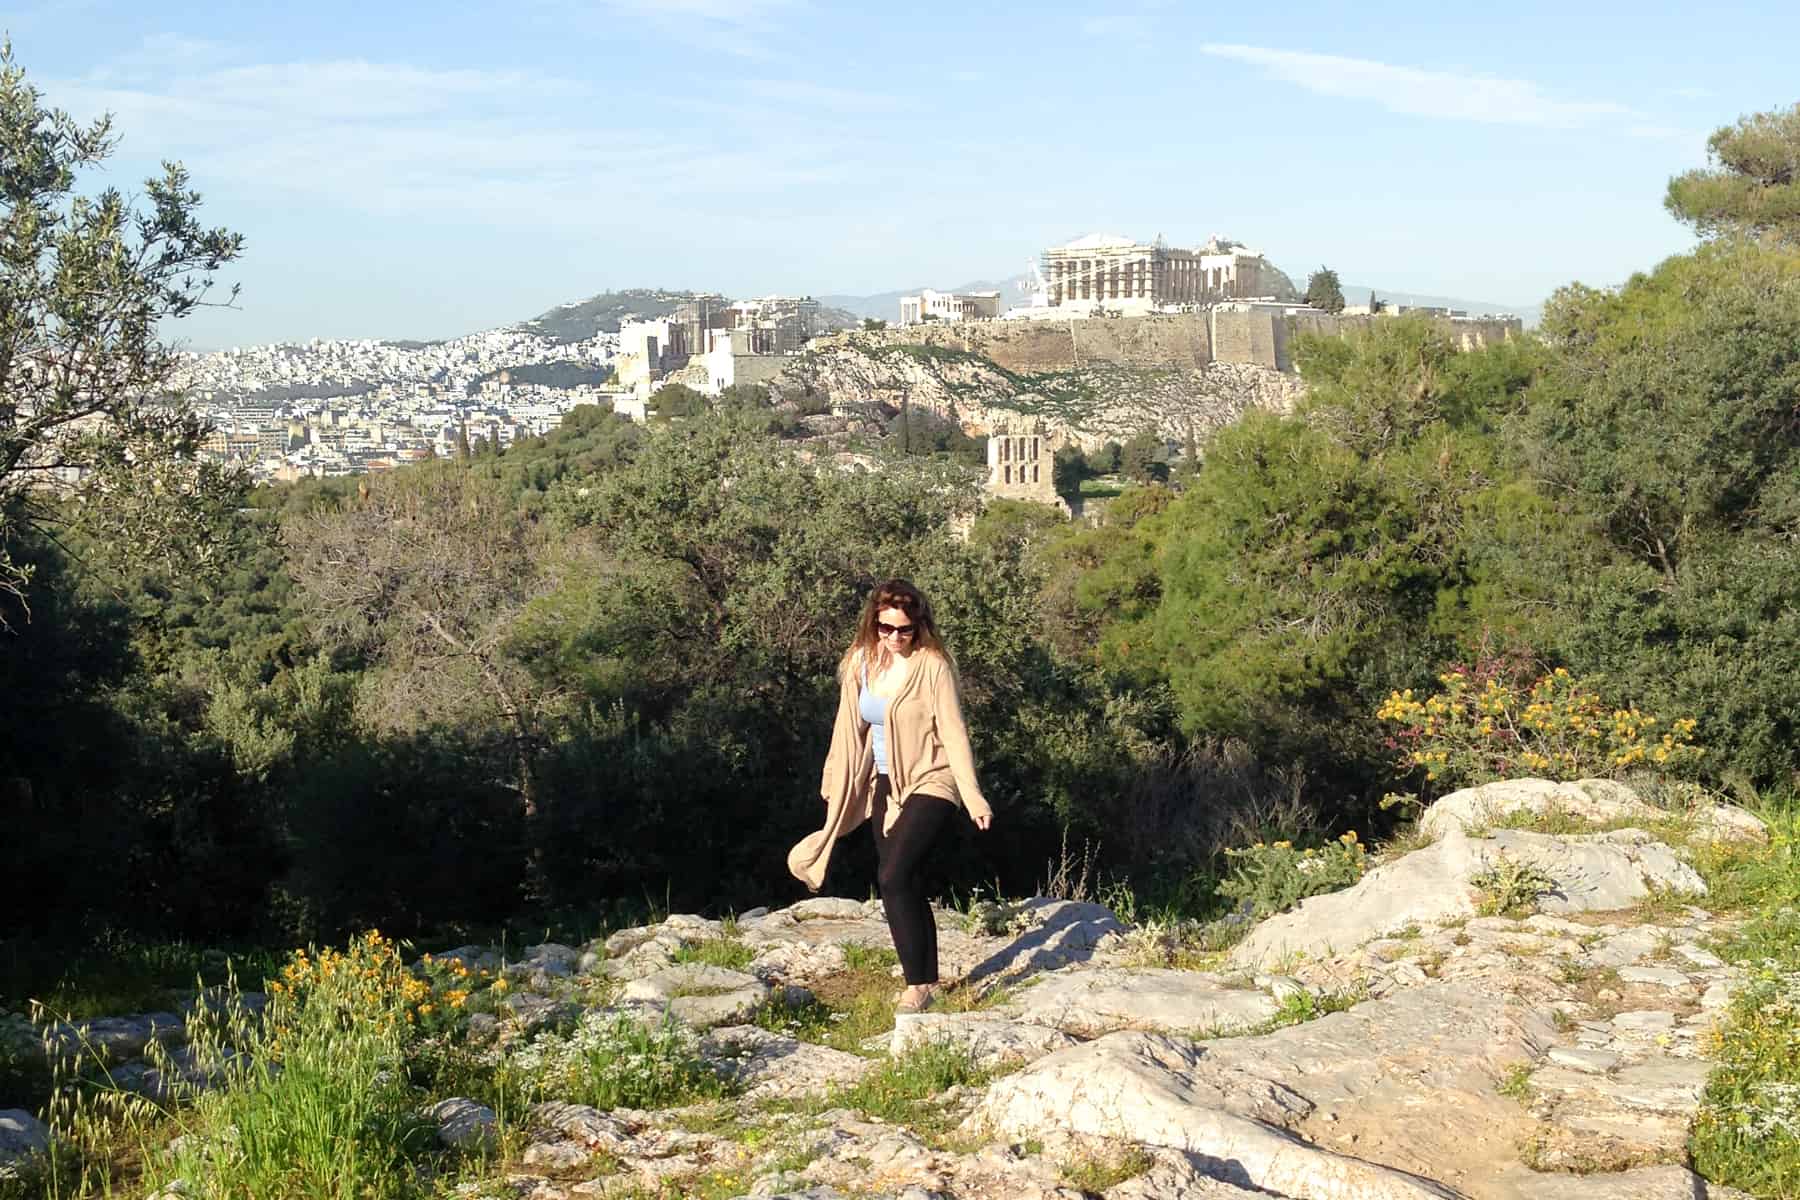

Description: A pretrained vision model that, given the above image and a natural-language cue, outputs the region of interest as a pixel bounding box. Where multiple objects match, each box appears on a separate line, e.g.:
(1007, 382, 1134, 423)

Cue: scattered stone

(1700, 980, 1737, 1010)
(1673, 943, 1725, 970)
(622, 965, 772, 1030)
(787, 898, 867, 921)
(427, 1098, 498, 1150)
(0, 1109, 50, 1173)
(522, 1140, 592, 1170)
(435, 944, 504, 973)
(501, 992, 565, 1032)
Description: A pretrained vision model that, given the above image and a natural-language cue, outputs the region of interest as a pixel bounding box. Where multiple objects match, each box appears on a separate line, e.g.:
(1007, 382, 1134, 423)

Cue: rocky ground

(1, 779, 1772, 1199)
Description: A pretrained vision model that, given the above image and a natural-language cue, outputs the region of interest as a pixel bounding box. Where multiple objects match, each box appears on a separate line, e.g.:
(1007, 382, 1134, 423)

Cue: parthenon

(1039, 233, 1295, 312)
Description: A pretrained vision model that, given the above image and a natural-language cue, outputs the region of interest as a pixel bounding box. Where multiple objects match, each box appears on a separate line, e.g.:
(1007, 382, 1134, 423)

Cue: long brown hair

(840, 578, 948, 678)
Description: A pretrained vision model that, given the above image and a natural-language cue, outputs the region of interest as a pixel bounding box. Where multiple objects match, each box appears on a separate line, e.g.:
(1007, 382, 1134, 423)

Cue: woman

(787, 578, 994, 1013)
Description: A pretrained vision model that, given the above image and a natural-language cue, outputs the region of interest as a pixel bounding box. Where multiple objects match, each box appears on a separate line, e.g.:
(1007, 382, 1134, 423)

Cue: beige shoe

(895, 984, 937, 1014)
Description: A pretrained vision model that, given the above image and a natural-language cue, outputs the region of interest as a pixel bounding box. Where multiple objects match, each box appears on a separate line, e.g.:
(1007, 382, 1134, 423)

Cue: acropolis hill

(776, 307, 1521, 459)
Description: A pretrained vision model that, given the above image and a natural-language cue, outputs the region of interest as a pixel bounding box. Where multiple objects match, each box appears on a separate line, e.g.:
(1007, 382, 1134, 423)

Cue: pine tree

(1305, 267, 1346, 314)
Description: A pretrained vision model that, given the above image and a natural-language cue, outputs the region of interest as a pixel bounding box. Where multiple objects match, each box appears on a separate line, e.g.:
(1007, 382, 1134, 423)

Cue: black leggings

(871, 777, 956, 985)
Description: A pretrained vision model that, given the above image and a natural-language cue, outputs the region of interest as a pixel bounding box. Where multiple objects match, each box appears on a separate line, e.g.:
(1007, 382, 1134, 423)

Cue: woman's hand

(972, 812, 992, 831)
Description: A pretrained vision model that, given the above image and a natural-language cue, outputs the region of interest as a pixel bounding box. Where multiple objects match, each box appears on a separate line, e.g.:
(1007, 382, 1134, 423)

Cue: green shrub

(1217, 833, 1367, 919)
(1469, 854, 1557, 918)
(1691, 804, 1800, 1196)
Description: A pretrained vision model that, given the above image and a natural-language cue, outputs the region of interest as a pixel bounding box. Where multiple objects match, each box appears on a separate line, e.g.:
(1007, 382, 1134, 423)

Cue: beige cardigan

(787, 648, 992, 892)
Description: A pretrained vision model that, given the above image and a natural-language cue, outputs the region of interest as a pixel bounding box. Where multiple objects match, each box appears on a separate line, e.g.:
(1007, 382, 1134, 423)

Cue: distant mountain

(519, 288, 862, 342)
(817, 278, 1027, 322)
(1334, 281, 1540, 327)
(517, 288, 698, 343)
(822, 272, 1540, 327)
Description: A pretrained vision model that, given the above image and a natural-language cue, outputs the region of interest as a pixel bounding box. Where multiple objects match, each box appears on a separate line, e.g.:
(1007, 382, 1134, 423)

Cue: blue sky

(8, 0, 1792, 348)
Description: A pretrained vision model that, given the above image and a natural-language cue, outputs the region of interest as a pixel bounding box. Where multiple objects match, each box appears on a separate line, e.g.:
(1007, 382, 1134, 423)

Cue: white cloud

(1200, 43, 1632, 127)
(51, 52, 859, 227)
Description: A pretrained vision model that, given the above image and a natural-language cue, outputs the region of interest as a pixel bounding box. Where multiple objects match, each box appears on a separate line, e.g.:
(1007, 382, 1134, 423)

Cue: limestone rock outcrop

(1228, 825, 1706, 970)
(3, 779, 1764, 1200)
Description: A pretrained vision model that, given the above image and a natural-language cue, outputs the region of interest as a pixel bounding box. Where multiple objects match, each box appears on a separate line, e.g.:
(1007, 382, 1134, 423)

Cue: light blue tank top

(859, 667, 888, 775)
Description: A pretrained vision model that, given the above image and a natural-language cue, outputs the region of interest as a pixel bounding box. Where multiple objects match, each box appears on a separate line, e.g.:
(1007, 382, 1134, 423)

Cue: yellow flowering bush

(1218, 831, 1368, 919)
(1377, 665, 1704, 790)
(154, 931, 434, 1199)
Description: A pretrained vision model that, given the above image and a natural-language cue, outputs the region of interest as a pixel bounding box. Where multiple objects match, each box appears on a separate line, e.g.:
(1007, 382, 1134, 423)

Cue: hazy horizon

(14, 0, 1790, 349)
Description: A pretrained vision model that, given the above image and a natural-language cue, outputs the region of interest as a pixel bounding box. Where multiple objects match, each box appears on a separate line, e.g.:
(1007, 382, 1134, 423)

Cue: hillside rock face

(776, 340, 1306, 452)
(5, 784, 1761, 1200)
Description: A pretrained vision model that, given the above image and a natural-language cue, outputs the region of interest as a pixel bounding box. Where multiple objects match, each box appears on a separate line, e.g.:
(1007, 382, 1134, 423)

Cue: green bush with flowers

(1217, 832, 1368, 919)
(1377, 665, 1704, 792)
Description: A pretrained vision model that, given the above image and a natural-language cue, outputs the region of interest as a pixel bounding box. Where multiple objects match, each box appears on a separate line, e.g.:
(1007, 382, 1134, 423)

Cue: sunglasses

(876, 622, 917, 638)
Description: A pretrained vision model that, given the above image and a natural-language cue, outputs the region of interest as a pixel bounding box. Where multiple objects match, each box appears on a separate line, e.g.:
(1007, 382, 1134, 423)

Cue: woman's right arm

(820, 659, 861, 800)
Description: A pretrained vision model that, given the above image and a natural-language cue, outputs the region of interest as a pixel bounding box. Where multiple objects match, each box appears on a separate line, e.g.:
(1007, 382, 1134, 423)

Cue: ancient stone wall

(824, 310, 1521, 377)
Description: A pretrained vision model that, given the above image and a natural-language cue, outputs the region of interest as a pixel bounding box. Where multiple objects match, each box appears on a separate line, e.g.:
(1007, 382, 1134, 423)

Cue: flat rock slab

(1583, 926, 1673, 968)
(1497, 1164, 1754, 1199)
(1419, 778, 1766, 845)
(1109, 1152, 1296, 1198)
(971, 1032, 1455, 1200)
(700, 1025, 873, 1101)
(956, 899, 1126, 986)
(1614, 966, 1693, 989)
(888, 1013, 1078, 1069)
(1610, 1010, 1676, 1035)
(0, 1109, 50, 1167)
(1420, 779, 1651, 841)
(43, 1012, 184, 1064)
(1230, 827, 1705, 970)
(425, 1097, 498, 1149)
(622, 965, 771, 1030)
(1673, 943, 1725, 969)
(1545, 1046, 1620, 1075)
(999, 967, 1277, 1038)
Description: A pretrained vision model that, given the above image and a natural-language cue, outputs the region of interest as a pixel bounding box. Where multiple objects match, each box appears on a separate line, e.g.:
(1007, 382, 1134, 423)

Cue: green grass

(829, 1040, 993, 1134)
(754, 966, 894, 1055)
(671, 938, 755, 972)
(1077, 477, 1125, 499)
(0, 930, 283, 1020)
(841, 943, 899, 974)
(1498, 1061, 1535, 1103)
(1688, 797, 1800, 1199)
(1061, 1144, 1156, 1192)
